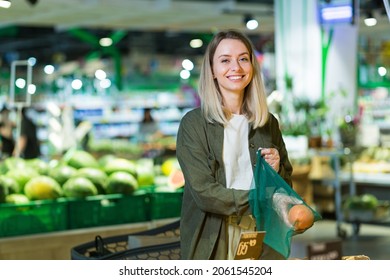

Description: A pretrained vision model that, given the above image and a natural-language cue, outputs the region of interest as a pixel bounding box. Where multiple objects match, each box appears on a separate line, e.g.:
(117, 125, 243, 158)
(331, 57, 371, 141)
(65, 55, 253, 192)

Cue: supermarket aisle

(290, 219, 390, 260)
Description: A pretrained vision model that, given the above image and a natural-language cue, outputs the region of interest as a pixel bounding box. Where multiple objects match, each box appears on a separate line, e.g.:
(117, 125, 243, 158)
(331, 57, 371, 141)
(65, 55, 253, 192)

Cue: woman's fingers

(260, 148, 280, 172)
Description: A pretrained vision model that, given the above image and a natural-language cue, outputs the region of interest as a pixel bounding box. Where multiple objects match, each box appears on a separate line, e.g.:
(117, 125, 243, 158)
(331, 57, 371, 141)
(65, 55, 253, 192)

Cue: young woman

(176, 29, 293, 260)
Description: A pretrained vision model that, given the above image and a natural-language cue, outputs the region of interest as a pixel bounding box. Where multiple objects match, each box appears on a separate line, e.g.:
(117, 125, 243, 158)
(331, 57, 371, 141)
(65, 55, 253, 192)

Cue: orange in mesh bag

(249, 151, 322, 259)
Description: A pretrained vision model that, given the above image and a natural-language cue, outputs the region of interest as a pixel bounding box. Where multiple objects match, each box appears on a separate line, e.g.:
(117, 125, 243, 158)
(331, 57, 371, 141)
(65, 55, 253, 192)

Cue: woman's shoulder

(181, 107, 202, 122)
(260, 112, 280, 131)
(265, 112, 279, 123)
(184, 107, 201, 116)
(179, 107, 210, 134)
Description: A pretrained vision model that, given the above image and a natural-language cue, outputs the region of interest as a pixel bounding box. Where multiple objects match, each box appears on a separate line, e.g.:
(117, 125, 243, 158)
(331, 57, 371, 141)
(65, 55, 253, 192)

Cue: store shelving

(339, 167, 390, 236)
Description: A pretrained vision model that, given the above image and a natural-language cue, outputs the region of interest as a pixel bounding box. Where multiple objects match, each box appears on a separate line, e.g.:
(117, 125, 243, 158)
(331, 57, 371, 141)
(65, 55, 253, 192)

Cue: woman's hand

(260, 148, 280, 172)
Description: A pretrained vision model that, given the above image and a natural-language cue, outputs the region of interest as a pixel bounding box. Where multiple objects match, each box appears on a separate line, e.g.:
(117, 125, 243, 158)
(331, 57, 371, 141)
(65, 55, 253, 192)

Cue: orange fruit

(288, 204, 314, 231)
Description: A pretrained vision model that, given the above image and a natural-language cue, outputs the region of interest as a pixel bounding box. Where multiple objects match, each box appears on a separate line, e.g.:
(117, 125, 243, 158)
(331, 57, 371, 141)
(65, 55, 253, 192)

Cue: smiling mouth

(228, 75, 245, 80)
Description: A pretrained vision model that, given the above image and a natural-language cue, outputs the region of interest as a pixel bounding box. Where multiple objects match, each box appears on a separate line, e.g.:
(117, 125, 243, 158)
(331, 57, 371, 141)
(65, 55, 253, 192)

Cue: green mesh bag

(249, 151, 322, 259)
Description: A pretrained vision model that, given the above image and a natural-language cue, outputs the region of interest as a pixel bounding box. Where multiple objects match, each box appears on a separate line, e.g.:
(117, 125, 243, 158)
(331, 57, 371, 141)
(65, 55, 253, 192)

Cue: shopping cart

(71, 219, 180, 260)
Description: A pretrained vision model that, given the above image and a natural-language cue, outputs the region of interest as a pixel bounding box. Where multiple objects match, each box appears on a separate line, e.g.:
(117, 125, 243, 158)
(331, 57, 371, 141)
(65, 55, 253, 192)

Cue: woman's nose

(231, 59, 242, 71)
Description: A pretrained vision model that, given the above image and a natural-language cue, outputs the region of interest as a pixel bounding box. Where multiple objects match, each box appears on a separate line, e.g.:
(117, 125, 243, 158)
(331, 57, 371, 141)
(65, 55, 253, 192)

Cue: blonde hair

(198, 29, 269, 128)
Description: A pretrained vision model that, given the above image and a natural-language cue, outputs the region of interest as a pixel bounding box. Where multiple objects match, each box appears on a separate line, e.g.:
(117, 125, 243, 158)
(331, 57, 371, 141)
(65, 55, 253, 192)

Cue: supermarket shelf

(340, 172, 390, 187)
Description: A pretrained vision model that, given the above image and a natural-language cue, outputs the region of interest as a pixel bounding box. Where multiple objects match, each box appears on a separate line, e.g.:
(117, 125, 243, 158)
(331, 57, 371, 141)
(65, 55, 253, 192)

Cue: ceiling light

(28, 84, 36, 94)
(189, 39, 203, 48)
(95, 69, 107, 80)
(364, 12, 377, 26)
(378, 66, 387, 77)
(243, 14, 258, 30)
(180, 69, 190, 80)
(99, 37, 113, 47)
(71, 79, 83, 90)
(15, 78, 26, 89)
(182, 59, 194, 71)
(100, 79, 111, 89)
(44, 65, 55, 75)
(0, 0, 11, 9)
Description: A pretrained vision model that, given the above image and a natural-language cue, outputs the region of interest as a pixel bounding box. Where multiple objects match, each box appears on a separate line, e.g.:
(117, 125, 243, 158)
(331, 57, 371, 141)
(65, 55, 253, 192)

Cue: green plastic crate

(67, 193, 149, 229)
(0, 198, 68, 237)
(149, 190, 183, 220)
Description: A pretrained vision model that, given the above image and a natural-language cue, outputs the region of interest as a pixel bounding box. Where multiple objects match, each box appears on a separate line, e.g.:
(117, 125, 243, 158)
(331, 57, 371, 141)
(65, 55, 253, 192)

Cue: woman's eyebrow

(217, 52, 249, 58)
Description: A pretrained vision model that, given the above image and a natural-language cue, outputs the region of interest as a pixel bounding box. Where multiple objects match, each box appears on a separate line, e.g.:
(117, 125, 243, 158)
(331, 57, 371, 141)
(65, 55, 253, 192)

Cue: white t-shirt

(223, 114, 253, 191)
(223, 114, 254, 259)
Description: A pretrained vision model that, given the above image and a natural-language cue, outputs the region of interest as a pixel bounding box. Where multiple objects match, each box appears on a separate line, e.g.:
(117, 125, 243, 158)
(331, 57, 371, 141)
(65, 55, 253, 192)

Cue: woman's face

(212, 38, 253, 97)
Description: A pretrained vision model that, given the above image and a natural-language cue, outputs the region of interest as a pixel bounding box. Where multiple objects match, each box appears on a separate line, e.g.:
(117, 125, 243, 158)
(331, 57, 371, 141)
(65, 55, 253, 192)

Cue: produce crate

(0, 198, 68, 237)
(67, 193, 149, 229)
(149, 190, 183, 220)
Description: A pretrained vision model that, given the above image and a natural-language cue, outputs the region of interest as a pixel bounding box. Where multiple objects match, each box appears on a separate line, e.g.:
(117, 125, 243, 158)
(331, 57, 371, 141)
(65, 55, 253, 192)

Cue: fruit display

(342, 193, 390, 222)
(344, 147, 390, 173)
(0, 150, 185, 237)
(343, 193, 378, 210)
(0, 149, 184, 203)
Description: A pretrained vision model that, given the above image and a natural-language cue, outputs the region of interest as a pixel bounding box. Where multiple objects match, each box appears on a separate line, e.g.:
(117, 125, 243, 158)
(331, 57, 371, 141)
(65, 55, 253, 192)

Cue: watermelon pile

(0, 149, 184, 204)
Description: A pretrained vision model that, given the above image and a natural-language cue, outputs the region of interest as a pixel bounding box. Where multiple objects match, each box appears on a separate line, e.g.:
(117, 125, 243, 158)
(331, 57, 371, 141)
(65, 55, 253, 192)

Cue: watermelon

(167, 169, 185, 189)
(24, 176, 63, 200)
(105, 171, 138, 195)
(6, 168, 39, 193)
(48, 165, 78, 186)
(360, 194, 378, 209)
(344, 194, 378, 210)
(25, 158, 50, 175)
(98, 154, 117, 167)
(75, 167, 108, 194)
(136, 158, 155, 187)
(63, 149, 99, 169)
(0, 175, 19, 202)
(5, 193, 30, 204)
(1, 157, 26, 172)
(103, 158, 137, 177)
(63, 177, 98, 198)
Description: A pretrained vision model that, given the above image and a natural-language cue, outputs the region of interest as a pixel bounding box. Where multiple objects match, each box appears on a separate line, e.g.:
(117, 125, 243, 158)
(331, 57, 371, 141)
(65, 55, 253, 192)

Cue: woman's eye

(240, 57, 249, 62)
(221, 59, 229, 63)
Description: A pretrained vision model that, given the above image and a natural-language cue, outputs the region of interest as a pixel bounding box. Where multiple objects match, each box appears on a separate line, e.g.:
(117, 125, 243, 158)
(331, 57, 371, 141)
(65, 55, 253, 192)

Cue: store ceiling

(0, 0, 389, 65)
(0, 0, 276, 32)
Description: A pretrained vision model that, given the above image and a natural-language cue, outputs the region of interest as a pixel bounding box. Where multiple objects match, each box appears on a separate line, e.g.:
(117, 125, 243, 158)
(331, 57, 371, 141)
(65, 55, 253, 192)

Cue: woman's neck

(223, 92, 243, 114)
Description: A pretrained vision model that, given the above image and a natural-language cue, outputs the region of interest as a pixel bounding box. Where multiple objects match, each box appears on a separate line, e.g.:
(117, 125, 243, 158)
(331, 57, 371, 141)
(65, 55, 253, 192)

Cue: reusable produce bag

(249, 151, 322, 259)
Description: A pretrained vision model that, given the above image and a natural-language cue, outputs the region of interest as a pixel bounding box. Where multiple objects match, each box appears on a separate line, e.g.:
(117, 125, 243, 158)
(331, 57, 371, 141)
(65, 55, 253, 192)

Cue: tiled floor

(290, 219, 390, 260)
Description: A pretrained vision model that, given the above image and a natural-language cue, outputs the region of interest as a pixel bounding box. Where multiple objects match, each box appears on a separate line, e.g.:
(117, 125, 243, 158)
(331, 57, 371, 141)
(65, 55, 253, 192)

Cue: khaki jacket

(176, 108, 293, 259)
